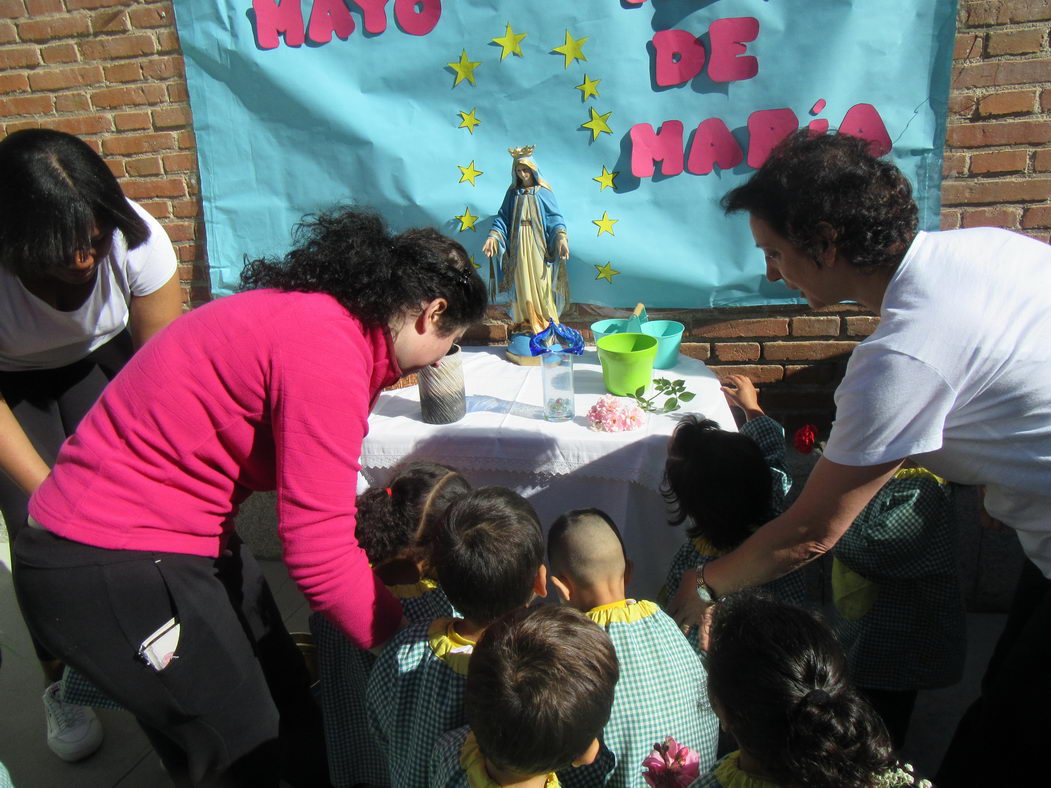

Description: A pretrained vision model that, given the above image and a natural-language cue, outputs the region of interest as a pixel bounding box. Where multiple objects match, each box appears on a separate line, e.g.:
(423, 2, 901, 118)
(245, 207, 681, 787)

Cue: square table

(359, 346, 737, 597)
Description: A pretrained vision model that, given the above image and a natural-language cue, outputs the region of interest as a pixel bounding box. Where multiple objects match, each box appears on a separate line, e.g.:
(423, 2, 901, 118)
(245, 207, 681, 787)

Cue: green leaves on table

(631, 378, 695, 414)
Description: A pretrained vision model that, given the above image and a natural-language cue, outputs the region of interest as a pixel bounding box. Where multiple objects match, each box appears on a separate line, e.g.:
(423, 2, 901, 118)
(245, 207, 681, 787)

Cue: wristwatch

(694, 564, 717, 603)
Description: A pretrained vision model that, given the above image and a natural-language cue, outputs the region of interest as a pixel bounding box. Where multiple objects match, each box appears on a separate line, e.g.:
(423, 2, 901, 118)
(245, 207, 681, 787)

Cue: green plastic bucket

(641, 320, 685, 369)
(596, 333, 658, 396)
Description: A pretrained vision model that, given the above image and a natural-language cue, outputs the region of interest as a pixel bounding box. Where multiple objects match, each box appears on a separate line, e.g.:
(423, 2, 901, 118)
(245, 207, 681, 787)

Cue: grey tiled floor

(0, 539, 1004, 786)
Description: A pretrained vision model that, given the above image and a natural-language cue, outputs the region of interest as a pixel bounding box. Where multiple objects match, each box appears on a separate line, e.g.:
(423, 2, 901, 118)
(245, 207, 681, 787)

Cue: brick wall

(1, 0, 1048, 427)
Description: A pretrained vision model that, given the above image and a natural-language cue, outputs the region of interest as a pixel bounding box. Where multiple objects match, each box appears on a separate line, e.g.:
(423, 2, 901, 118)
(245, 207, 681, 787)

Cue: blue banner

(173, 0, 957, 306)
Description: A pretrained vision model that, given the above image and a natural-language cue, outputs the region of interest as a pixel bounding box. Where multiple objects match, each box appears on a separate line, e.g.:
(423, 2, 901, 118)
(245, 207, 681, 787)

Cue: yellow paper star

(593, 211, 618, 236)
(455, 207, 478, 231)
(552, 29, 588, 69)
(581, 107, 612, 141)
(448, 50, 480, 86)
(470, 255, 480, 270)
(594, 165, 618, 191)
(458, 161, 484, 186)
(457, 108, 481, 134)
(492, 23, 526, 60)
(576, 74, 601, 101)
(594, 261, 620, 283)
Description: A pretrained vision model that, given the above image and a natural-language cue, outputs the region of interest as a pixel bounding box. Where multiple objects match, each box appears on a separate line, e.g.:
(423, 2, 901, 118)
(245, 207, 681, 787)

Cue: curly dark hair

(708, 593, 895, 788)
(721, 130, 918, 272)
(0, 128, 149, 280)
(661, 416, 772, 551)
(240, 207, 487, 332)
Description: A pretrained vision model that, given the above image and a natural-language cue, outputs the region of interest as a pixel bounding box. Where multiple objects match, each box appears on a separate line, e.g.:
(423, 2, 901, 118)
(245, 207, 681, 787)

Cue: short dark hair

(354, 462, 469, 567)
(547, 507, 626, 580)
(661, 416, 772, 550)
(466, 605, 619, 775)
(432, 487, 544, 626)
(240, 208, 487, 333)
(707, 593, 894, 788)
(721, 130, 917, 273)
(0, 128, 149, 279)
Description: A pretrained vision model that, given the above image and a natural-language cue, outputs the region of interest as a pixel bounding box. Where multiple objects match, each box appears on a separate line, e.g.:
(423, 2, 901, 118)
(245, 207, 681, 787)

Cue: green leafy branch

(631, 377, 695, 413)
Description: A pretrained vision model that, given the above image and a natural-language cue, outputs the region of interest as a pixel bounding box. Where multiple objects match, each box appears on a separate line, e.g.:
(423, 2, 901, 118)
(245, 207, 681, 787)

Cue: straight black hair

(432, 487, 544, 626)
(0, 128, 149, 279)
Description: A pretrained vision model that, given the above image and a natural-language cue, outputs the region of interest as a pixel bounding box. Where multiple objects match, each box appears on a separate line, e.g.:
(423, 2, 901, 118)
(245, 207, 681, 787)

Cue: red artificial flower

(793, 424, 818, 454)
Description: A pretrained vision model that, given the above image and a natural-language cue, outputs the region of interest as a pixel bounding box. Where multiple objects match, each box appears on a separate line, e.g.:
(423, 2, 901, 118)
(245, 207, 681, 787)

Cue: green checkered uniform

(659, 416, 809, 654)
(367, 616, 474, 788)
(430, 726, 562, 788)
(315, 581, 455, 786)
(560, 600, 718, 788)
(830, 469, 965, 691)
(687, 751, 932, 787)
(61, 665, 124, 711)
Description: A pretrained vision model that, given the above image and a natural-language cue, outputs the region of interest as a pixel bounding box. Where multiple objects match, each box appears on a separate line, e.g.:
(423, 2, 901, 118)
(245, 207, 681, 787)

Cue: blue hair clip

(528, 319, 584, 356)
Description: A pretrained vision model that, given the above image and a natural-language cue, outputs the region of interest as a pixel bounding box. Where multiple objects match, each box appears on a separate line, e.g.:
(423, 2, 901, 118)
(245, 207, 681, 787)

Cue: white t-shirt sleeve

(124, 201, 178, 297)
(823, 347, 958, 467)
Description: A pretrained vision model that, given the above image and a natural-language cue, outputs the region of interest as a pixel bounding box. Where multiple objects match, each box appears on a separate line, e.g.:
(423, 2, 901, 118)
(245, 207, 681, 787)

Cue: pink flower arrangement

(642, 737, 701, 787)
(587, 395, 645, 432)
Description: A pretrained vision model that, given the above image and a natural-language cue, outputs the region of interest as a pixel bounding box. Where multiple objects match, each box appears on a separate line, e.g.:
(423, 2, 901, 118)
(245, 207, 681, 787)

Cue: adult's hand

(667, 567, 716, 651)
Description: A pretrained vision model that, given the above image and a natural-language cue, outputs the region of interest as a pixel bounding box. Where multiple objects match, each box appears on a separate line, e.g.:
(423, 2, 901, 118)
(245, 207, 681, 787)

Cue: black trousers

(14, 527, 329, 787)
(936, 557, 1051, 787)
(0, 331, 133, 662)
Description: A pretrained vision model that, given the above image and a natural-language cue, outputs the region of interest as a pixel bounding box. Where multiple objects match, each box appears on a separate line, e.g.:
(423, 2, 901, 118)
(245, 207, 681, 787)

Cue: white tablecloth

(360, 347, 736, 597)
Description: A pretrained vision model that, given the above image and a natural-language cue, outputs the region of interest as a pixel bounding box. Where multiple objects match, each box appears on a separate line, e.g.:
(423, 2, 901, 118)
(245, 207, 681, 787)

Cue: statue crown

(508, 145, 535, 160)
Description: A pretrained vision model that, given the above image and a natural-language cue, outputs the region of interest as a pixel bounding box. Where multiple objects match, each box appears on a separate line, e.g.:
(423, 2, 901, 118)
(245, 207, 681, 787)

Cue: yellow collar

(586, 599, 658, 626)
(428, 618, 476, 676)
(713, 752, 782, 788)
(893, 466, 946, 484)
(388, 577, 439, 599)
(691, 535, 725, 558)
(460, 731, 560, 788)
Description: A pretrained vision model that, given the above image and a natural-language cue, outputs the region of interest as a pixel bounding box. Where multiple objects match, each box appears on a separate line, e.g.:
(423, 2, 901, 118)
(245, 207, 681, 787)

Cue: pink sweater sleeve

(268, 313, 402, 649)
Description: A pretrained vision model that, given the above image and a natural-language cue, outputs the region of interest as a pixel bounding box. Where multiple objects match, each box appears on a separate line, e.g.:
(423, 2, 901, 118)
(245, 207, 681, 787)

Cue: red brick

(947, 120, 1051, 147)
(101, 132, 177, 155)
(55, 92, 91, 112)
(185, 177, 200, 197)
(943, 153, 967, 177)
(1000, 0, 1051, 23)
(707, 364, 783, 384)
(0, 94, 54, 115)
(969, 149, 1029, 174)
(0, 0, 26, 18)
(41, 43, 79, 64)
(152, 105, 192, 129)
(163, 221, 197, 243)
(121, 178, 187, 199)
(714, 342, 760, 362)
(948, 93, 976, 118)
(1042, 88, 1051, 111)
(138, 200, 171, 219)
(1022, 206, 1051, 228)
(114, 111, 151, 131)
(986, 28, 1047, 55)
(0, 20, 14, 43)
(954, 32, 983, 59)
(107, 159, 126, 178)
(942, 178, 1051, 205)
(940, 209, 962, 230)
(166, 83, 189, 102)
(976, 90, 1037, 117)
(963, 1, 1001, 26)
(176, 244, 198, 262)
(0, 47, 41, 69)
(47, 114, 112, 135)
(994, 58, 1051, 85)
(90, 8, 130, 34)
(763, 341, 858, 362)
(1035, 148, 1051, 171)
(26, 0, 64, 12)
(156, 29, 181, 53)
(103, 62, 143, 83)
(961, 206, 1022, 228)
(27, 65, 104, 92)
(679, 342, 710, 361)
(783, 365, 841, 385)
(79, 34, 156, 60)
(143, 56, 183, 80)
(125, 156, 164, 177)
(128, 3, 171, 28)
(19, 15, 91, 41)
(693, 318, 789, 338)
(0, 73, 29, 94)
(845, 316, 880, 337)
(953, 62, 999, 88)
(172, 199, 200, 218)
(163, 152, 197, 173)
(90, 83, 168, 109)
(67, 0, 128, 8)
(791, 316, 840, 337)
(177, 129, 196, 149)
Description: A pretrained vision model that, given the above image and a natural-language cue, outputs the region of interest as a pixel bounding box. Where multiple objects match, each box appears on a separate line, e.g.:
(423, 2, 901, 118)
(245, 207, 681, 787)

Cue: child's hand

(720, 374, 764, 420)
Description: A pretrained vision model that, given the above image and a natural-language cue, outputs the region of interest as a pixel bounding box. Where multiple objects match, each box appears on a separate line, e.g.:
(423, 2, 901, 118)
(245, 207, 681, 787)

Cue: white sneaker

(43, 681, 103, 761)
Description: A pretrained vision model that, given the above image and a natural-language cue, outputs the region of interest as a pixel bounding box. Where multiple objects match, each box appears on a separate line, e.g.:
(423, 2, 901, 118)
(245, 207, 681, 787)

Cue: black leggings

(0, 332, 133, 662)
(13, 528, 328, 787)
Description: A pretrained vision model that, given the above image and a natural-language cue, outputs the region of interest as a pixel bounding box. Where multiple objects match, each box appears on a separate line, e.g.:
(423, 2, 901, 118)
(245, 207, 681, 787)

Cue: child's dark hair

(432, 487, 544, 626)
(240, 207, 487, 332)
(466, 605, 619, 775)
(661, 416, 772, 551)
(354, 462, 469, 567)
(0, 128, 149, 280)
(707, 593, 894, 788)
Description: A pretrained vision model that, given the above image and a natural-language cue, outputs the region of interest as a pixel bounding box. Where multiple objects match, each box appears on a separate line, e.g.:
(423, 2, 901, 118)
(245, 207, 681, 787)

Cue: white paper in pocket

(138, 617, 181, 672)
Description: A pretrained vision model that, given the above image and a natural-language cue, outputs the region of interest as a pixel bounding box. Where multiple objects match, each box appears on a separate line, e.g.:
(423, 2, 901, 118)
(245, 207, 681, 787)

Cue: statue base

(505, 333, 541, 365)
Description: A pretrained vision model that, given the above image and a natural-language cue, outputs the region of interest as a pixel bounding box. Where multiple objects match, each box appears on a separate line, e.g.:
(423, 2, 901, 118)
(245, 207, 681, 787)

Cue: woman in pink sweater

(13, 208, 487, 787)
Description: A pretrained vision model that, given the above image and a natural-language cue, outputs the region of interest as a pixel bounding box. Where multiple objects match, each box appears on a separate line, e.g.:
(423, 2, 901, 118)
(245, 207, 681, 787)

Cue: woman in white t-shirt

(0, 128, 182, 760)
(667, 130, 1051, 787)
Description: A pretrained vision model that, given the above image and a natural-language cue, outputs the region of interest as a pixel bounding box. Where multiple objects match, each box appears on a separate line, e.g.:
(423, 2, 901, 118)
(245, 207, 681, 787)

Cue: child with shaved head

(548, 508, 718, 788)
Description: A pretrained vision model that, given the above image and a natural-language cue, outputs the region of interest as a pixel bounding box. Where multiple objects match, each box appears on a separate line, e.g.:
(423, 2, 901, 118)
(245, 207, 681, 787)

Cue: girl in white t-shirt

(0, 128, 181, 761)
